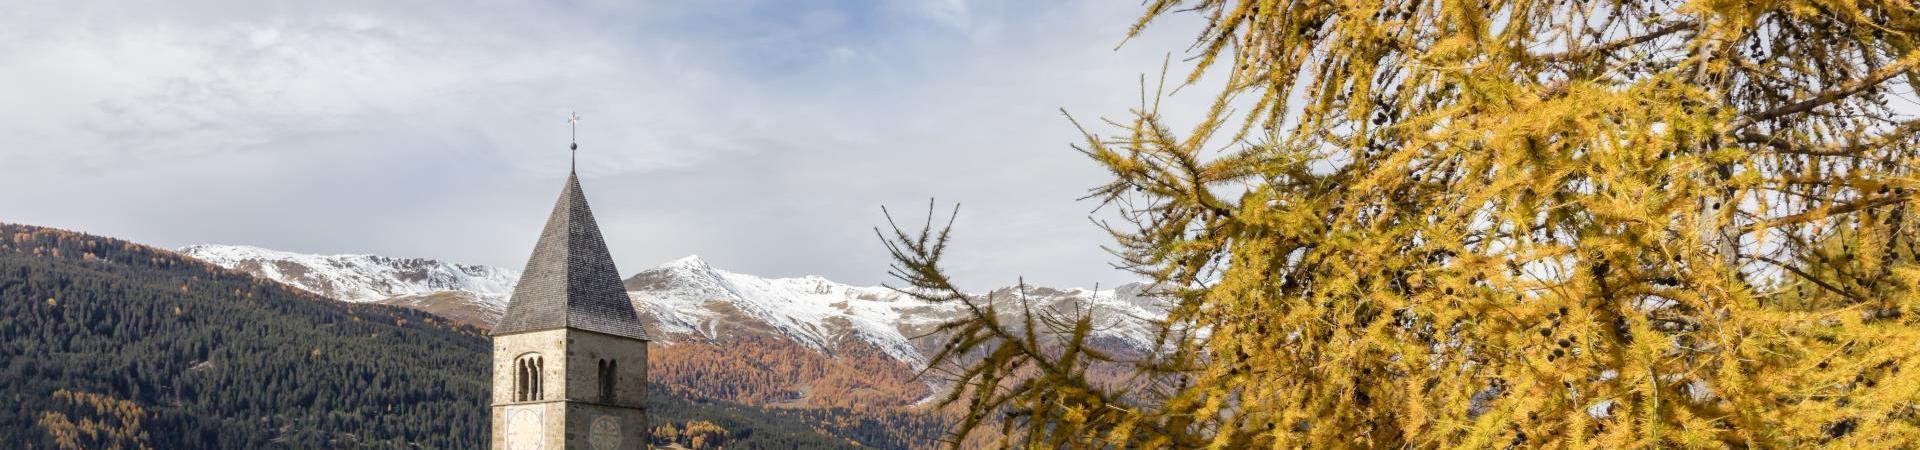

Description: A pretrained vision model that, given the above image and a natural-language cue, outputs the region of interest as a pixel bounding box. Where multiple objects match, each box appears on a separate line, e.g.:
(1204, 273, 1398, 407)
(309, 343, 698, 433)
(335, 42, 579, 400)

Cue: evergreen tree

(884, 1, 1920, 447)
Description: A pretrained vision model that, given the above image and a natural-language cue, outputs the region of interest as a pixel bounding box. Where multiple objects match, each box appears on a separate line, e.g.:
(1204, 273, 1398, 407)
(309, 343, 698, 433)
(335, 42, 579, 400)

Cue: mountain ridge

(181, 244, 1170, 373)
(179, 244, 519, 303)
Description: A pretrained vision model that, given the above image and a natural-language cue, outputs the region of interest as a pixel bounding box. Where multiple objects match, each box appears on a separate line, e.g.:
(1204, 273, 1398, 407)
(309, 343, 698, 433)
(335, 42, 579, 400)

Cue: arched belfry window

(598, 359, 618, 402)
(599, 357, 622, 400)
(515, 354, 545, 401)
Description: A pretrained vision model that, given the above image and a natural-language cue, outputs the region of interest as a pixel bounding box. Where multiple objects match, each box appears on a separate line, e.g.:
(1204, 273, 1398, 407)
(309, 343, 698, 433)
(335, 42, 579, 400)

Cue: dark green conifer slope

(0, 223, 882, 449)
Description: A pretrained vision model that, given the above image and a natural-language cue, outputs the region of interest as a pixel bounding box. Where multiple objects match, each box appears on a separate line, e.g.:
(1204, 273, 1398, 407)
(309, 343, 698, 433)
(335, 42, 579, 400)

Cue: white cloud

(0, 0, 1221, 288)
(919, 0, 973, 29)
(828, 46, 857, 63)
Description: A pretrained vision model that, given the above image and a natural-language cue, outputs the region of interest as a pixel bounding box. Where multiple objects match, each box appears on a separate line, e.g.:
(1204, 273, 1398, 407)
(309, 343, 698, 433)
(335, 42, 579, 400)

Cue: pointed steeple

(492, 172, 649, 340)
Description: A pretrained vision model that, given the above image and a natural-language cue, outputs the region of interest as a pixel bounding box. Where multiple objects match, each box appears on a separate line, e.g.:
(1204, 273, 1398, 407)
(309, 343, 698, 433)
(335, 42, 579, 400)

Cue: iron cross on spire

(567, 112, 581, 171)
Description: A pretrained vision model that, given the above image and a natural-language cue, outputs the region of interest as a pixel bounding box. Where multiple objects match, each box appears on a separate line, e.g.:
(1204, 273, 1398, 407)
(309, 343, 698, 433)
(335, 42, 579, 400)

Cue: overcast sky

(0, 1, 1225, 287)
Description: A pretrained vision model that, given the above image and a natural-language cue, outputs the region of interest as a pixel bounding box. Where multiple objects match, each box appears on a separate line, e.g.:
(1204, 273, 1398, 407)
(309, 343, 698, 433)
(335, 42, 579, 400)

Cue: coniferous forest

(0, 223, 924, 449)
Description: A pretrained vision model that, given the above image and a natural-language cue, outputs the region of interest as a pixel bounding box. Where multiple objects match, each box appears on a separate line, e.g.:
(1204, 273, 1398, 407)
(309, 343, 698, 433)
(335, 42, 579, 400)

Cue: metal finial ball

(570, 142, 578, 150)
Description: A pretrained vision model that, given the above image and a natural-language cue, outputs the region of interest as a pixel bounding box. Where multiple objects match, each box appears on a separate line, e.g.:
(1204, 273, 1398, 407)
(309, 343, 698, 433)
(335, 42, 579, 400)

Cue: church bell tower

(491, 121, 649, 450)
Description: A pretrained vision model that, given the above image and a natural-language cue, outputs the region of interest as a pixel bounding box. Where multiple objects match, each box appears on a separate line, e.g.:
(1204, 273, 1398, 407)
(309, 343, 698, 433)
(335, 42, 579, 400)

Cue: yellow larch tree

(883, 0, 1920, 448)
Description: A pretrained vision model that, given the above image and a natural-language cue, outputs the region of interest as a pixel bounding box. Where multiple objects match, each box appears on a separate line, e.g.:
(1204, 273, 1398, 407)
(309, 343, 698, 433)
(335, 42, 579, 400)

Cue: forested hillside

(0, 224, 489, 448)
(0, 223, 926, 449)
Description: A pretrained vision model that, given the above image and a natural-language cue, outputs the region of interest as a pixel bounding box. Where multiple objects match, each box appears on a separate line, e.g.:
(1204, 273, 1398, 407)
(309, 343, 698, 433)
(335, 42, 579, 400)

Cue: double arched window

(597, 359, 618, 402)
(514, 353, 544, 401)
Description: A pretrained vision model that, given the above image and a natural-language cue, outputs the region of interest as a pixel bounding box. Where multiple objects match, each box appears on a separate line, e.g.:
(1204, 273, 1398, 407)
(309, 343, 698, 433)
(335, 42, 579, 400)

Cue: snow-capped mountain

(179, 245, 1167, 371)
(179, 244, 519, 313)
(624, 256, 1163, 369)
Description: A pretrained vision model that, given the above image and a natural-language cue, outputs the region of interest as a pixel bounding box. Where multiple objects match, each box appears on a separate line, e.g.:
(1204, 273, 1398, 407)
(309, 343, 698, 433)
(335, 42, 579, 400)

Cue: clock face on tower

(590, 415, 622, 450)
(506, 407, 545, 450)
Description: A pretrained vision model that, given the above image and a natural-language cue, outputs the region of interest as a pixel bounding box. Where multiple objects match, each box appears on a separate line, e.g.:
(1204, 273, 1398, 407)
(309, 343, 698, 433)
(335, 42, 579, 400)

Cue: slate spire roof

(492, 171, 649, 340)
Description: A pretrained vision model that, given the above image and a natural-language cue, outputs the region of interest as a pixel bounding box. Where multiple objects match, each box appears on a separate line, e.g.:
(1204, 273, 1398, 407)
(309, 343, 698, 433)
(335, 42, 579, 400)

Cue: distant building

(490, 170, 650, 450)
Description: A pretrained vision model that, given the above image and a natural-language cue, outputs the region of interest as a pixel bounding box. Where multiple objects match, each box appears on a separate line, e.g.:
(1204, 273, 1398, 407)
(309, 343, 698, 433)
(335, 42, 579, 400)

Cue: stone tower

(491, 171, 649, 450)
